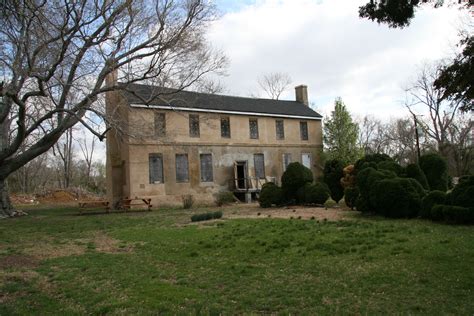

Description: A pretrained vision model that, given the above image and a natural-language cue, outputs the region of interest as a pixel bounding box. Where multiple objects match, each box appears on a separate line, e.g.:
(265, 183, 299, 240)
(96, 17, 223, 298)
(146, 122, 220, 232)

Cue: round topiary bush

(344, 187, 359, 210)
(421, 190, 446, 219)
(405, 163, 430, 190)
(371, 178, 423, 218)
(419, 153, 448, 192)
(377, 160, 403, 176)
(281, 162, 313, 202)
(356, 167, 396, 212)
(297, 182, 330, 205)
(259, 182, 283, 208)
(354, 153, 393, 173)
(323, 159, 345, 203)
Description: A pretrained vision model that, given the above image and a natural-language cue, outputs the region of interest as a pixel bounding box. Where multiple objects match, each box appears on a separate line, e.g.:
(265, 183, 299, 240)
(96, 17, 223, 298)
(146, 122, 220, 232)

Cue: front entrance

(234, 161, 248, 190)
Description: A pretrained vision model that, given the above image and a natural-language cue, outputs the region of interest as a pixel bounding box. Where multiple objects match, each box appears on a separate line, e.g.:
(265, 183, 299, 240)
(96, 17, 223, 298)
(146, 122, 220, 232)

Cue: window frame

(220, 116, 231, 138)
(300, 121, 309, 141)
(200, 153, 214, 182)
(175, 154, 189, 183)
(254, 153, 265, 179)
(249, 118, 259, 139)
(149, 153, 164, 184)
(189, 114, 200, 138)
(283, 153, 292, 172)
(275, 119, 285, 140)
(154, 112, 166, 137)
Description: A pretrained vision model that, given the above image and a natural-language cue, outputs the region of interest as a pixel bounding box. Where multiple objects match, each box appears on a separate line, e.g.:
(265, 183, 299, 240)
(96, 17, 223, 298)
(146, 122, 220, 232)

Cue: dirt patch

(0, 255, 39, 269)
(225, 204, 356, 221)
(92, 232, 134, 253)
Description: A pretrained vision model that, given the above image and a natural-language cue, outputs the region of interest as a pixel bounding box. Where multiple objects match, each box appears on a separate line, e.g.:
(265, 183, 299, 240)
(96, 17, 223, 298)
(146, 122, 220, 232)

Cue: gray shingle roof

(121, 84, 322, 119)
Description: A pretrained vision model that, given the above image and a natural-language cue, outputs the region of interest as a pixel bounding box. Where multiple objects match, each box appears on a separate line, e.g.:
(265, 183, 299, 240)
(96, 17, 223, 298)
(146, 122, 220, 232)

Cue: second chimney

(295, 85, 308, 106)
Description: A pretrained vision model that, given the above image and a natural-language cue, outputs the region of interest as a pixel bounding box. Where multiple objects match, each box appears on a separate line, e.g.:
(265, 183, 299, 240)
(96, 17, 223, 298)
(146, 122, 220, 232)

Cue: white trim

(129, 103, 322, 121)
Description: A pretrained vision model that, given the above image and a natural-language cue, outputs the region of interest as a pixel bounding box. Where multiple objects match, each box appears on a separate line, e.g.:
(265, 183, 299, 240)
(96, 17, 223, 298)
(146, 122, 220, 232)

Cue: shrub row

(190, 211, 223, 222)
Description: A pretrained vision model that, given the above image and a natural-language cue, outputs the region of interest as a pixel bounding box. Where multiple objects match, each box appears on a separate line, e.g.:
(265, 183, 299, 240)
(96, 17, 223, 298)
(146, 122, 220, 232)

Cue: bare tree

(76, 130, 97, 188)
(0, 0, 227, 216)
(53, 128, 75, 189)
(257, 72, 292, 100)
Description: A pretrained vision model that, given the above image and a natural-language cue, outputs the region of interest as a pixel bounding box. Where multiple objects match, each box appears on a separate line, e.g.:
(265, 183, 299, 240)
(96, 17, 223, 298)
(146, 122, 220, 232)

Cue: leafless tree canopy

(0, 0, 227, 215)
(257, 72, 292, 100)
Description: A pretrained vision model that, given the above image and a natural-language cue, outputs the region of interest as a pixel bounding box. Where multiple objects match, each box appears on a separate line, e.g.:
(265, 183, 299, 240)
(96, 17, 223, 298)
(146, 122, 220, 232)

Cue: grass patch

(0, 206, 473, 314)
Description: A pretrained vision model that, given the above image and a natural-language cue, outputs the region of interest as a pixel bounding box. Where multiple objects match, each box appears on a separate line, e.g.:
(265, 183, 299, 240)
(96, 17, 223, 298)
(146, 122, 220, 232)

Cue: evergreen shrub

(296, 182, 330, 205)
(323, 159, 345, 203)
(421, 190, 446, 219)
(281, 162, 313, 202)
(405, 163, 430, 190)
(344, 187, 359, 209)
(259, 182, 283, 208)
(419, 153, 448, 191)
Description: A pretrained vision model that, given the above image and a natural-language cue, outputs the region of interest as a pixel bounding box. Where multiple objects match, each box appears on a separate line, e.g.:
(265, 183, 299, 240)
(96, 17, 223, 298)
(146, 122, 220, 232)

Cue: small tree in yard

(0, 0, 227, 217)
(324, 98, 363, 166)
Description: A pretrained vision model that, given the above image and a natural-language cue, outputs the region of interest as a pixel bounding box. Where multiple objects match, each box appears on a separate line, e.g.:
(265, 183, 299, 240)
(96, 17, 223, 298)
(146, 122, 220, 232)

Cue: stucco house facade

(106, 81, 323, 207)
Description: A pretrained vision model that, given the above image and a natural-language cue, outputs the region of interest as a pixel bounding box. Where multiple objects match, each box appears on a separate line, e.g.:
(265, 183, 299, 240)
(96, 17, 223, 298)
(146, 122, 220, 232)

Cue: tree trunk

(0, 178, 15, 218)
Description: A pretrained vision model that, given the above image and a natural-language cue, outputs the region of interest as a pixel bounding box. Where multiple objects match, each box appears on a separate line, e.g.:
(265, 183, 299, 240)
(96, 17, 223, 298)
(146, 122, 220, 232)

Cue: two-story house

(106, 79, 323, 207)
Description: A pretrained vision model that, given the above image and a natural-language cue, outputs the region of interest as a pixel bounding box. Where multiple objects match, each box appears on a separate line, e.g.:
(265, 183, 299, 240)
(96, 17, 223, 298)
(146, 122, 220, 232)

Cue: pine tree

(323, 98, 363, 165)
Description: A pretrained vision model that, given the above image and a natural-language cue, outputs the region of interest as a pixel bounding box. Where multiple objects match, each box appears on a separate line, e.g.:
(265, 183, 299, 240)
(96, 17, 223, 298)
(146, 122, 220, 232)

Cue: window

(275, 119, 284, 140)
(254, 154, 265, 179)
(175, 154, 189, 182)
(189, 114, 200, 137)
(149, 154, 163, 184)
(283, 153, 292, 171)
(302, 153, 311, 169)
(249, 118, 259, 139)
(221, 117, 231, 138)
(300, 121, 308, 140)
(200, 154, 213, 182)
(154, 113, 166, 137)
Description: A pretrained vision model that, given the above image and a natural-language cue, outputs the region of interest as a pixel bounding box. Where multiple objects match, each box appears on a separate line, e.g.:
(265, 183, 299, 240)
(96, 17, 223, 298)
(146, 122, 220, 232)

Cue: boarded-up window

(275, 119, 284, 140)
(154, 113, 166, 137)
(200, 154, 213, 182)
(254, 154, 265, 179)
(300, 121, 308, 140)
(149, 154, 163, 184)
(283, 153, 292, 171)
(189, 114, 200, 137)
(221, 117, 231, 138)
(302, 153, 311, 169)
(249, 118, 259, 139)
(175, 154, 189, 182)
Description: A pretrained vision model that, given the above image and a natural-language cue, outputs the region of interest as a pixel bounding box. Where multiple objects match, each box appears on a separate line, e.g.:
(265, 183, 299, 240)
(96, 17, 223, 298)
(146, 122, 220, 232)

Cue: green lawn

(1, 206, 473, 314)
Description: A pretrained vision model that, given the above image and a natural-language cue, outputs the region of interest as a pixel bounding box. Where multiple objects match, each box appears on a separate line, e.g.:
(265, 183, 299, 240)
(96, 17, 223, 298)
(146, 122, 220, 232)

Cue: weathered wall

(107, 90, 323, 206)
(120, 108, 322, 206)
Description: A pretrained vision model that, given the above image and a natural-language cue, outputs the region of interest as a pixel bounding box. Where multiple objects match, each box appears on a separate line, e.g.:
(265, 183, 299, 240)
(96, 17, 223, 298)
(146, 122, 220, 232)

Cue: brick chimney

(295, 85, 308, 106)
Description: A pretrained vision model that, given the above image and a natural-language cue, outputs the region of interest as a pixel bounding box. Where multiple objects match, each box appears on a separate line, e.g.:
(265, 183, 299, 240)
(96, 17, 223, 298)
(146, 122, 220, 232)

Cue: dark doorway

(235, 161, 247, 189)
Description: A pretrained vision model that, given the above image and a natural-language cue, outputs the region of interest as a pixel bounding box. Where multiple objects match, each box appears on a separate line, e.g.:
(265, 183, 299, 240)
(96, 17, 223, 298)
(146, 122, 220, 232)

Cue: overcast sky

(209, 0, 468, 119)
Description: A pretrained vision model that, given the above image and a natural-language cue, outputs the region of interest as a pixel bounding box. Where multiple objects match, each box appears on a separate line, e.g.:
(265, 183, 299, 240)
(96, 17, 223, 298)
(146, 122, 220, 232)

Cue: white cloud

(208, 0, 467, 119)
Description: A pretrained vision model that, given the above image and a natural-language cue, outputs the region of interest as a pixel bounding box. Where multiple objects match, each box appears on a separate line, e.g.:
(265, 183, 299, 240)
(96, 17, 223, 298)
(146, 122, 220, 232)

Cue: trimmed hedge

(421, 190, 446, 219)
(405, 163, 430, 190)
(371, 178, 423, 218)
(297, 182, 330, 205)
(281, 162, 313, 202)
(356, 167, 396, 212)
(191, 211, 223, 222)
(450, 175, 474, 209)
(259, 182, 283, 208)
(354, 153, 392, 173)
(431, 205, 474, 224)
(344, 187, 359, 210)
(419, 153, 448, 191)
(323, 159, 345, 203)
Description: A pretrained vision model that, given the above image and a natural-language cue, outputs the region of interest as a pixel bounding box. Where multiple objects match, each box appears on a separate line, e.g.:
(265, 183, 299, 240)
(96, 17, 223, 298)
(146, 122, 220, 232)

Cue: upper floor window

(300, 121, 308, 140)
(154, 113, 166, 137)
(221, 116, 231, 138)
(176, 154, 189, 182)
(189, 114, 200, 137)
(275, 119, 284, 140)
(149, 154, 164, 184)
(249, 118, 259, 139)
(200, 154, 213, 182)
